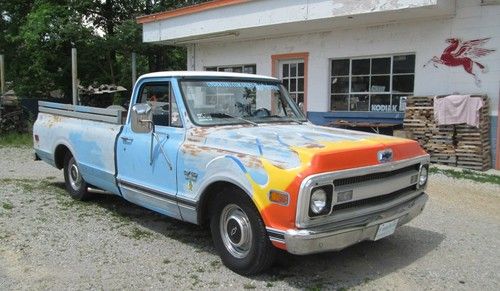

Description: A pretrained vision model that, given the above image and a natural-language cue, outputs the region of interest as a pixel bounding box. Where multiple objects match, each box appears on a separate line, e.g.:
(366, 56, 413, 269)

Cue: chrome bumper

(284, 192, 428, 255)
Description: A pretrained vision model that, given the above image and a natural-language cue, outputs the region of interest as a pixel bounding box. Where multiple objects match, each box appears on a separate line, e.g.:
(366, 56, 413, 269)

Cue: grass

(122, 227, 153, 240)
(0, 132, 33, 147)
(429, 167, 500, 185)
(2, 202, 14, 210)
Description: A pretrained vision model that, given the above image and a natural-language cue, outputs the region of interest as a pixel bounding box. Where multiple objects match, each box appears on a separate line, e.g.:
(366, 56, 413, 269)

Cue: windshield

(180, 79, 306, 126)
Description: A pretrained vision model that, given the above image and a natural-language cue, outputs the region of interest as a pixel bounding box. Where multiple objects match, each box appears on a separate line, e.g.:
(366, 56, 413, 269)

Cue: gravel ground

(0, 146, 499, 290)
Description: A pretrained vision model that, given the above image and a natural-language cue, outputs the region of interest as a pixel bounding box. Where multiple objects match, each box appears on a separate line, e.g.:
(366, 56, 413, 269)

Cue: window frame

(279, 59, 305, 106)
(205, 64, 257, 74)
(178, 78, 307, 127)
(136, 81, 183, 128)
(329, 53, 415, 113)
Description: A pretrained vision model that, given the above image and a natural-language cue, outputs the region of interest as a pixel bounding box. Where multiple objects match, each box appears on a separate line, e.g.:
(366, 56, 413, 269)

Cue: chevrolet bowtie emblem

(377, 149, 393, 163)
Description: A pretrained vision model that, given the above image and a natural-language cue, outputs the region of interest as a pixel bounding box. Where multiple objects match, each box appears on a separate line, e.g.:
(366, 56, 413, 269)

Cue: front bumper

(284, 192, 428, 255)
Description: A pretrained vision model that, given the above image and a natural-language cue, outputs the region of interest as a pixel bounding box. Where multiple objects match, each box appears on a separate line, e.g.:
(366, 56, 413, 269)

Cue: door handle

(120, 136, 134, 142)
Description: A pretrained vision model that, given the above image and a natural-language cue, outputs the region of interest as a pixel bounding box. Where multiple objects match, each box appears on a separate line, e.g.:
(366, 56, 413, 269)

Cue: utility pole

(131, 52, 137, 86)
(0, 54, 5, 95)
(71, 47, 78, 105)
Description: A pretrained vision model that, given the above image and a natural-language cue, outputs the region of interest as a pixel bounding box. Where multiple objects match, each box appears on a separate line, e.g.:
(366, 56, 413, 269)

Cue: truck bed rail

(38, 101, 126, 124)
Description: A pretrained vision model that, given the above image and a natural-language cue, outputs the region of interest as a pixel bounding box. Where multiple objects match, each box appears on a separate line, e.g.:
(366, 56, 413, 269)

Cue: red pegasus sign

(424, 37, 495, 86)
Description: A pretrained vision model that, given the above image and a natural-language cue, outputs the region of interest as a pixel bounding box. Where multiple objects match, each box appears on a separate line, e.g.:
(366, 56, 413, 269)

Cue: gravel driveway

(1, 146, 499, 290)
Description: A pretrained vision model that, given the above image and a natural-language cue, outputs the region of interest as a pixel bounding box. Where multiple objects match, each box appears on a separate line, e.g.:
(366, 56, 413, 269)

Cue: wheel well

(54, 144, 71, 169)
(198, 181, 250, 226)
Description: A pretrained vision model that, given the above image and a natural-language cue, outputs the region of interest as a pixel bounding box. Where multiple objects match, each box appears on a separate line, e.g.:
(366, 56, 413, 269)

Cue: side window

(138, 82, 182, 127)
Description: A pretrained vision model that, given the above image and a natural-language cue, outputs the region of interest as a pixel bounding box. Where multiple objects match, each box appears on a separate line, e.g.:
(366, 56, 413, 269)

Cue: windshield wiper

(263, 116, 304, 125)
(210, 112, 259, 127)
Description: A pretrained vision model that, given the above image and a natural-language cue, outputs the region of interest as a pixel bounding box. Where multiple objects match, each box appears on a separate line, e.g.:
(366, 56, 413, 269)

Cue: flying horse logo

(424, 37, 495, 86)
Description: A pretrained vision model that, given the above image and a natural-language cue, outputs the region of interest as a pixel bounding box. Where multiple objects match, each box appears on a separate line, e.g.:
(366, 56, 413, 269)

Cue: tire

(210, 188, 276, 275)
(63, 152, 92, 201)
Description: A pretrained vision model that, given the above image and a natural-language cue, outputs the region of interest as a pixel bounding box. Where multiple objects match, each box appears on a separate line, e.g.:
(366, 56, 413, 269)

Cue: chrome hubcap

(220, 204, 252, 258)
(69, 160, 82, 191)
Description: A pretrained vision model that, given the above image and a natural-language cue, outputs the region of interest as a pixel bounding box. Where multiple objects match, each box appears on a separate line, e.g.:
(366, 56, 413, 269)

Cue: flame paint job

(34, 73, 427, 252)
(177, 123, 426, 249)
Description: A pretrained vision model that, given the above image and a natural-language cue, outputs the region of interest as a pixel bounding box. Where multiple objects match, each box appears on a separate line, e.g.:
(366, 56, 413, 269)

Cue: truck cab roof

(138, 71, 278, 81)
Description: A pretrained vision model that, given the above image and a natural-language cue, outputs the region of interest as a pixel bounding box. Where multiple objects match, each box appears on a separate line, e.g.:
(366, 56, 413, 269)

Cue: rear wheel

(63, 153, 92, 200)
(210, 188, 276, 275)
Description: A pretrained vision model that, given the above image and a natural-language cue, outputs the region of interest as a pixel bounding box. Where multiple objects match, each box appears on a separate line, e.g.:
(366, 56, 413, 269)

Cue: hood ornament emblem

(377, 149, 393, 163)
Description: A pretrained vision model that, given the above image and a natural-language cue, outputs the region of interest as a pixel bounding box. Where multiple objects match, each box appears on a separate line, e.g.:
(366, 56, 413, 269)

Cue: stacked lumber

(455, 95, 491, 171)
(403, 95, 491, 170)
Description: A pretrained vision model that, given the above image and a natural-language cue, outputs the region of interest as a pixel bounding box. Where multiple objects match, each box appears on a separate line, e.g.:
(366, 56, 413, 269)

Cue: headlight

(309, 186, 333, 216)
(418, 165, 429, 187)
(310, 189, 327, 214)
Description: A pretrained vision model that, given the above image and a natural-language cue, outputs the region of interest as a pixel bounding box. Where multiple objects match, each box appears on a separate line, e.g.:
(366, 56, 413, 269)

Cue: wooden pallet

(453, 95, 491, 171)
(403, 94, 491, 171)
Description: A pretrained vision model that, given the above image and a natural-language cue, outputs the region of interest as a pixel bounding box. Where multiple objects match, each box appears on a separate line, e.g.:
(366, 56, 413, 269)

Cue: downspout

(496, 82, 500, 169)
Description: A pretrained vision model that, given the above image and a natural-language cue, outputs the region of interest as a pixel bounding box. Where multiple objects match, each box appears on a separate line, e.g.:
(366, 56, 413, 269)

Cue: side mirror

(131, 103, 153, 133)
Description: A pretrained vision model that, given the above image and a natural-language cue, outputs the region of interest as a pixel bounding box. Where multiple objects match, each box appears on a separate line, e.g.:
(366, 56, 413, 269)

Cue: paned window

(330, 54, 415, 112)
(205, 64, 256, 74)
(280, 60, 305, 105)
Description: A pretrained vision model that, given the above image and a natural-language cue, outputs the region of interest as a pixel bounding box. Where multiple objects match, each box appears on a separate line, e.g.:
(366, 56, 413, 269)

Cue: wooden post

(0, 54, 5, 95)
(71, 47, 78, 105)
(131, 52, 137, 86)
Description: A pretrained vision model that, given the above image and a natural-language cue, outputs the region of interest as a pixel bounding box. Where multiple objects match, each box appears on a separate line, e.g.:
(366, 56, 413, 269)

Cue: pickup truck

(33, 71, 429, 275)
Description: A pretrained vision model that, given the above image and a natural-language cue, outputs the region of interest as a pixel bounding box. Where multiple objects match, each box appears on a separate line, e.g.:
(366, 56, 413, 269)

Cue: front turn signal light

(269, 190, 289, 206)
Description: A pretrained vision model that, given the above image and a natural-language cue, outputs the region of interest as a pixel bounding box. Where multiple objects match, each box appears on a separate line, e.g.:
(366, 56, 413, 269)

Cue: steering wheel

(252, 108, 271, 117)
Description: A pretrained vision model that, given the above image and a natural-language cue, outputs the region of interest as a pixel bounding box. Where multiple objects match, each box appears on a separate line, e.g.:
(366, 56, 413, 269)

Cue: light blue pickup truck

(34, 71, 430, 274)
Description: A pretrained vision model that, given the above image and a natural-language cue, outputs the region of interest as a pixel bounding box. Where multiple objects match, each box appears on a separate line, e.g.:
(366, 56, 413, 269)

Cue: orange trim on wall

(137, 0, 250, 24)
(271, 52, 309, 114)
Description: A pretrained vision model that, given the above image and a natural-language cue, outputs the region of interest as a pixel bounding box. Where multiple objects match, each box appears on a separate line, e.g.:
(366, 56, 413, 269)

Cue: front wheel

(63, 153, 92, 201)
(210, 189, 276, 275)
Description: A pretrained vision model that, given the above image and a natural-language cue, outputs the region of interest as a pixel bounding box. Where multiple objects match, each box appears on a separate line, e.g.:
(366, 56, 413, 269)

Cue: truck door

(116, 79, 184, 219)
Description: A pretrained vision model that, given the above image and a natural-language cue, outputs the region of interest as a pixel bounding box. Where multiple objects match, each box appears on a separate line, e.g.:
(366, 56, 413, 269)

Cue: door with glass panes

(279, 59, 305, 111)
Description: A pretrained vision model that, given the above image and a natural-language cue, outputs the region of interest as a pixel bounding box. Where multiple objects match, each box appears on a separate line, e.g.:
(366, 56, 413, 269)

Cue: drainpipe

(496, 82, 500, 169)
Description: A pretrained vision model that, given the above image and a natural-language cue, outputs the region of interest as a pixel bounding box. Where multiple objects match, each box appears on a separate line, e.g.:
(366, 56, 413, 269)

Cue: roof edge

(137, 0, 250, 24)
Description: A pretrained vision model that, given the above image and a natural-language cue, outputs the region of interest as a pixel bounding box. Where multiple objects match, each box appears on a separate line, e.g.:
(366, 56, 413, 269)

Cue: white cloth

(434, 95, 483, 127)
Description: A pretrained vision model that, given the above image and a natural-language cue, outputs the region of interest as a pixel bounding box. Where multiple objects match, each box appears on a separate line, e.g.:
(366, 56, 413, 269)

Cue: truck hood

(186, 123, 426, 171)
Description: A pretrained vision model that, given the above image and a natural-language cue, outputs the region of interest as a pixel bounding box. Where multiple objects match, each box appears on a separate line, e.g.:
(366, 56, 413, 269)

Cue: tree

(1, 0, 209, 98)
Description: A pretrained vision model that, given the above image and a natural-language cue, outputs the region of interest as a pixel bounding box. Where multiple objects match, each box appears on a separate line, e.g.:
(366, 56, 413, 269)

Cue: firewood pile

(403, 95, 491, 171)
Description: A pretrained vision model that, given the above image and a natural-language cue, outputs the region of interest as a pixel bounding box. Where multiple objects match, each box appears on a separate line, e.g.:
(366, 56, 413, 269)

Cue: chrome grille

(332, 185, 417, 211)
(333, 164, 419, 187)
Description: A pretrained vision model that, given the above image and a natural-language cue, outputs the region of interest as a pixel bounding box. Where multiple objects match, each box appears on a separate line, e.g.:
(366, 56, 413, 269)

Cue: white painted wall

(189, 0, 500, 116)
(143, 0, 452, 44)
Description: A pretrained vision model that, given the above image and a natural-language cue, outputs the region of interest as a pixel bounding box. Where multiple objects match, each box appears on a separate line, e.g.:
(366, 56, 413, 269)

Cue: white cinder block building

(138, 0, 500, 169)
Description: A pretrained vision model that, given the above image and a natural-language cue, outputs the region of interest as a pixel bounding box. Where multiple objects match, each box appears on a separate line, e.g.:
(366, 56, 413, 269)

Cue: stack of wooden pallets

(403, 97, 434, 148)
(404, 96, 457, 166)
(455, 95, 491, 171)
(403, 95, 491, 170)
(426, 124, 456, 166)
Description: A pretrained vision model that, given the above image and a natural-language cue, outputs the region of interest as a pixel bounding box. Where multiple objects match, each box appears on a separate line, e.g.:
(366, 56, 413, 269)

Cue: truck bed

(34, 101, 125, 195)
(38, 101, 127, 124)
